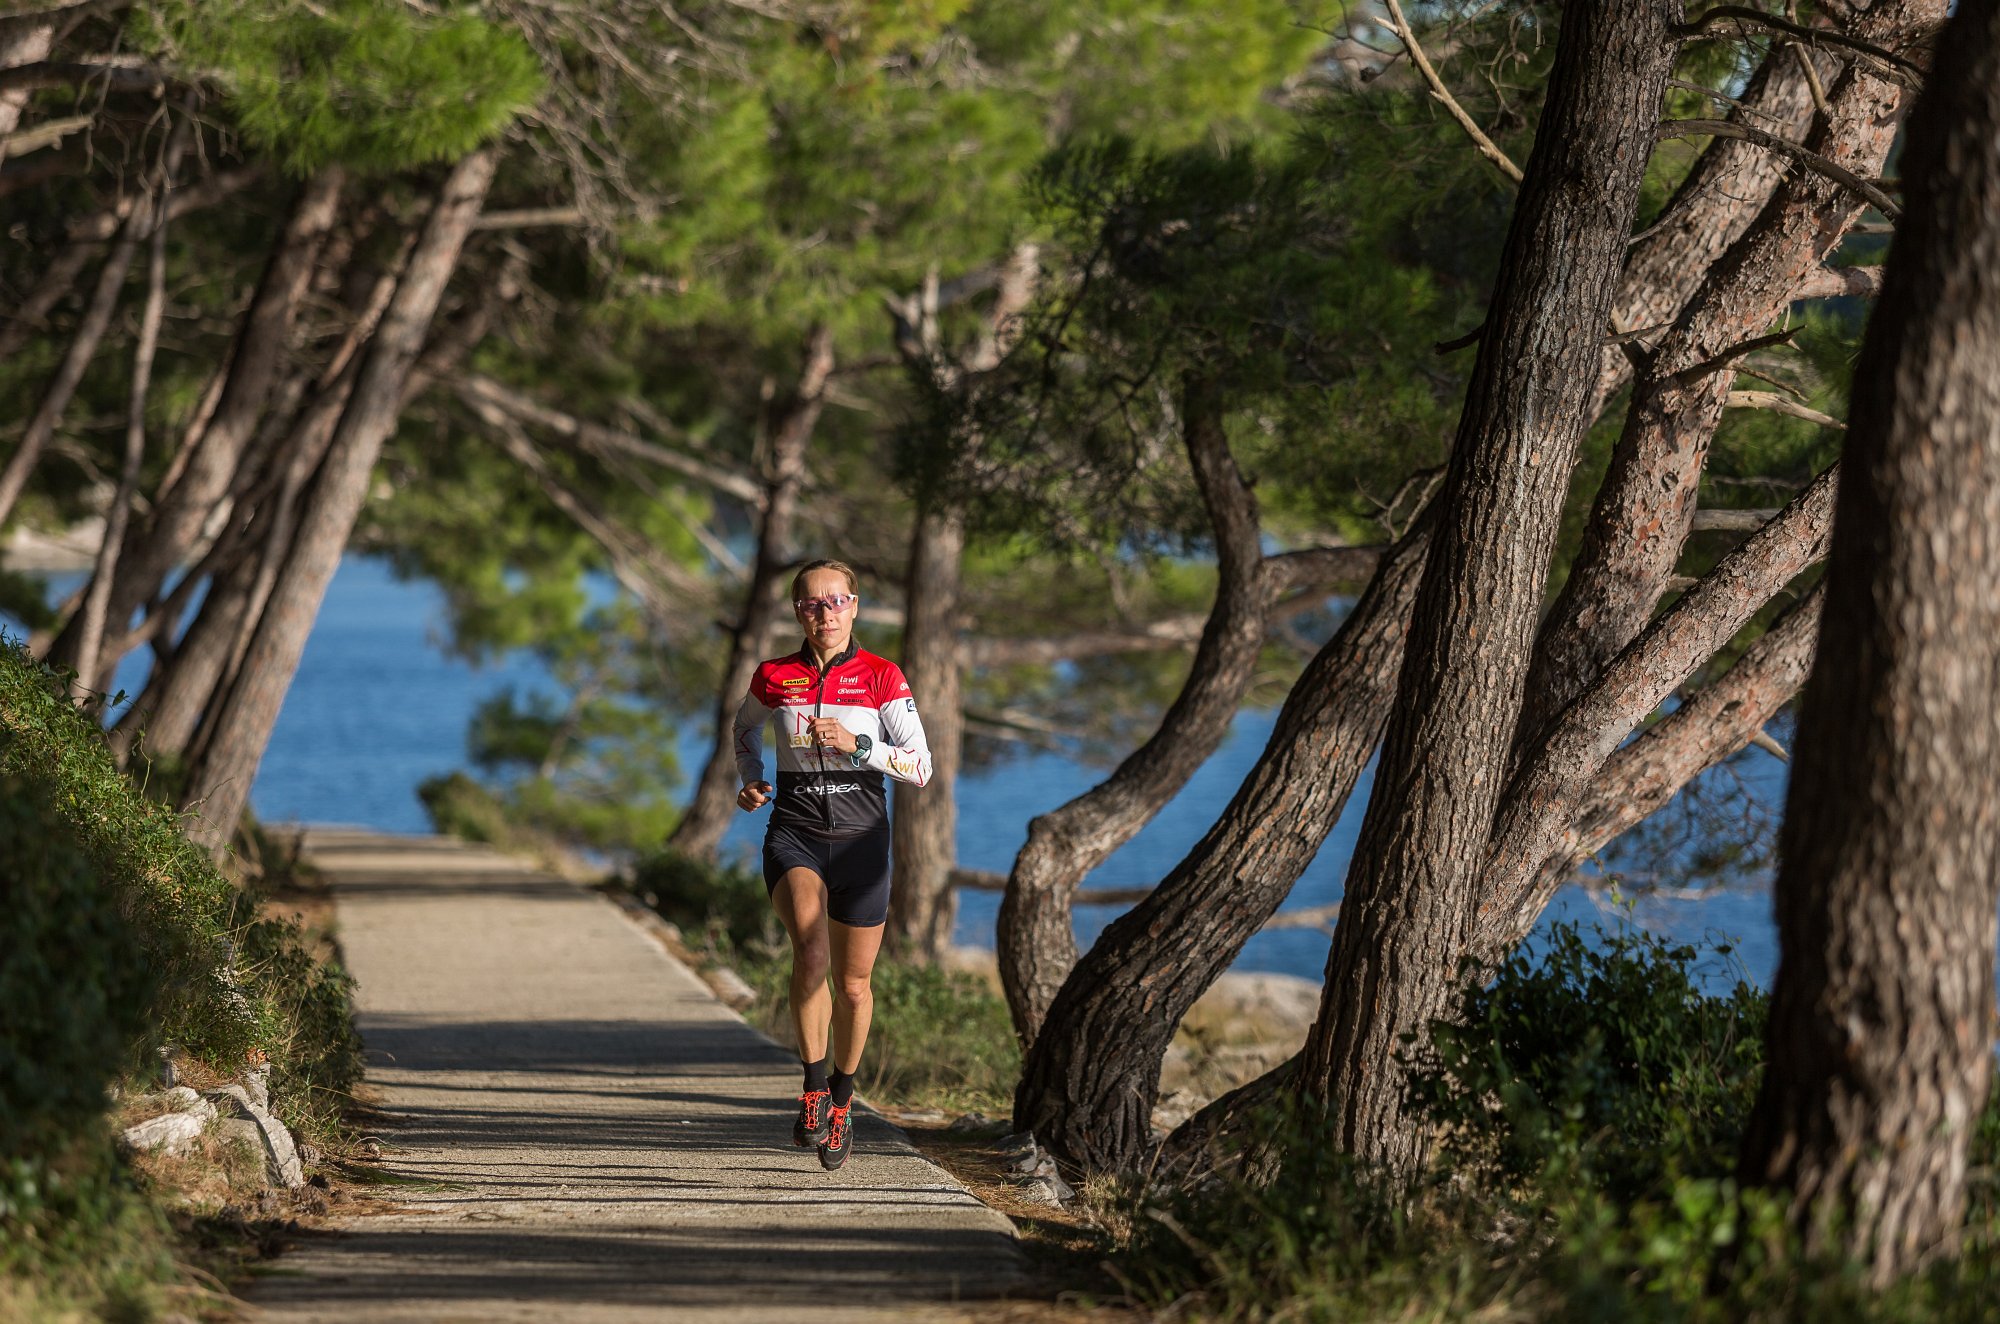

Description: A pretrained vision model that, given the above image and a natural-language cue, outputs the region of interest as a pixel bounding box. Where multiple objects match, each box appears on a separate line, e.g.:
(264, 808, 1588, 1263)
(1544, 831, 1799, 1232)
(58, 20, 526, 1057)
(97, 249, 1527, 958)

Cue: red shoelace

(826, 1101, 850, 1146)
(798, 1089, 828, 1130)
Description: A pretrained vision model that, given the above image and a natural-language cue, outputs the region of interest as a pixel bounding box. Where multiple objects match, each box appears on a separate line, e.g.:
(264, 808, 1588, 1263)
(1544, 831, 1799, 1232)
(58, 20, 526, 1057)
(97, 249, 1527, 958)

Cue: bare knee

(835, 973, 873, 1011)
(793, 940, 830, 987)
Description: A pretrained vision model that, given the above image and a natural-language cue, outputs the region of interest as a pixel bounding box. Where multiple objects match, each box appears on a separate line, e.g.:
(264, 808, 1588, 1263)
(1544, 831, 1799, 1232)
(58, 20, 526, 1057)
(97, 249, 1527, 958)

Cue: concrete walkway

(248, 828, 1027, 1323)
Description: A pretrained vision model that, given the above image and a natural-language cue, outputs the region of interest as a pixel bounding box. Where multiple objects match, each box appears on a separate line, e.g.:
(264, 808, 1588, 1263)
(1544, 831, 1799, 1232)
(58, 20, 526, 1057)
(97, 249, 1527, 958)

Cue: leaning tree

(1738, 0, 2000, 1284)
(1009, 0, 1941, 1175)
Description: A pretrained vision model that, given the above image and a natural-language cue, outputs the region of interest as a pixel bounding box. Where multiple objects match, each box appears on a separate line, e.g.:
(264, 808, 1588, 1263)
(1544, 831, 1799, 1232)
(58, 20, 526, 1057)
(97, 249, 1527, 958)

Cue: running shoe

(793, 1089, 831, 1147)
(818, 1101, 852, 1171)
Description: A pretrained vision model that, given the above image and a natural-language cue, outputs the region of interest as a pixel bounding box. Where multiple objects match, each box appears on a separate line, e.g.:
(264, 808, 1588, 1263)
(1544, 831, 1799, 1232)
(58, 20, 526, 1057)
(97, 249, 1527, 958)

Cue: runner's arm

(866, 691, 933, 787)
(733, 689, 772, 787)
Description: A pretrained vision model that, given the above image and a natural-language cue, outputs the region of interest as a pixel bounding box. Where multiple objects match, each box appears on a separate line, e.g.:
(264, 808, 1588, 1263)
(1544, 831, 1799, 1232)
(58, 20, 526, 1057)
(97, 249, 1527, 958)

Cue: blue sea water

(24, 554, 1788, 991)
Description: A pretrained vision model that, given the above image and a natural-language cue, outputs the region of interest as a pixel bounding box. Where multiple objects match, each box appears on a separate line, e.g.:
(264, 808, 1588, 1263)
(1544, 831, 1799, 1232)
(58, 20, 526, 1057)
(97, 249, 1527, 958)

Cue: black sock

(829, 1068, 855, 1108)
(803, 1057, 829, 1094)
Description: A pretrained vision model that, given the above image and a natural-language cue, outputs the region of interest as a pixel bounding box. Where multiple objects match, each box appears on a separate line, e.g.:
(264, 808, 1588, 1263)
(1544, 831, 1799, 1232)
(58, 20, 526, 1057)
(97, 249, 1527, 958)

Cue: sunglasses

(795, 593, 858, 615)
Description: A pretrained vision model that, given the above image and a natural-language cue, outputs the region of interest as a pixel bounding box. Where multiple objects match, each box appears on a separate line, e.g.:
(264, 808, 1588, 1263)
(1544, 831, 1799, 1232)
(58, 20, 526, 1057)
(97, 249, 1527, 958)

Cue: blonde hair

(790, 558, 858, 601)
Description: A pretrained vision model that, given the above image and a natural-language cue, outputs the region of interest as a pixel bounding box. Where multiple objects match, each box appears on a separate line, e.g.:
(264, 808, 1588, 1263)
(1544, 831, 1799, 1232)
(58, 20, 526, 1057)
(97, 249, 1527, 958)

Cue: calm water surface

(31, 555, 1788, 991)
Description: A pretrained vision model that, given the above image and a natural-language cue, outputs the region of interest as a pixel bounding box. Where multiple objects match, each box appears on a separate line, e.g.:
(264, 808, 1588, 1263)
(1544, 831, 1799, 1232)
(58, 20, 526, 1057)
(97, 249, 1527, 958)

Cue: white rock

(121, 1110, 207, 1157)
(162, 1086, 215, 1119)
(205, 1085, 305, 1188)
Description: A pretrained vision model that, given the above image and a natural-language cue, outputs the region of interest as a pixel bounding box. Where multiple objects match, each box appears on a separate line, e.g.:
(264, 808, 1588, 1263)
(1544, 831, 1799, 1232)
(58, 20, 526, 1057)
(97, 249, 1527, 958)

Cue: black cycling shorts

(762, 824, 892, 927)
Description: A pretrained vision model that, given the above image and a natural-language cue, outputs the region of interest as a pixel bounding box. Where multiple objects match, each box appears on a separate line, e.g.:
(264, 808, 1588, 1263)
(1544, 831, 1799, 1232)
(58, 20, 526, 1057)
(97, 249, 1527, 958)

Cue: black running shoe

(818, 1101, 852, 1171)
(793, 1090, 831, 1147)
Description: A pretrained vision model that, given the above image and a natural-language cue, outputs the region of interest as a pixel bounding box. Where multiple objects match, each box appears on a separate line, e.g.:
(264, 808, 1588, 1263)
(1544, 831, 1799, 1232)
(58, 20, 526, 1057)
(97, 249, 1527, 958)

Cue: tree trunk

(0, 19, 53, 145)
(670, 325, 833, 860)
(1294, 1, 1680, 1178)
(1015, 513, 1432, 1173)
(0, 194, 144, 527)
(1473, 467, 1837, 958)
(180, 149, 496, 852)
(997, 373, 1274, 1044)
(69, 187, 167, 696)
(1520, 0, 1939, 743)
(1593, 42, 1824, 416)
(1739, 8, 2000, 1280)
(52, 169, 345, 676)
(888, 498, 964, 961)
(0, 167, 262, 366)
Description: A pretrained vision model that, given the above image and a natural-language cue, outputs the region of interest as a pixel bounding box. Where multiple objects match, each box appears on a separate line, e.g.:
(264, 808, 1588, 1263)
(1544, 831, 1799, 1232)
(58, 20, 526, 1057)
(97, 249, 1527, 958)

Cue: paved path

(248, 828, 1027, 1323)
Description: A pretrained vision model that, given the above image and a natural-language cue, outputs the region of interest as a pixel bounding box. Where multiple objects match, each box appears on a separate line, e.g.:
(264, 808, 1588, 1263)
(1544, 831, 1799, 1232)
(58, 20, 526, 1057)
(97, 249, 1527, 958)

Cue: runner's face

(795, 569, 857, 656)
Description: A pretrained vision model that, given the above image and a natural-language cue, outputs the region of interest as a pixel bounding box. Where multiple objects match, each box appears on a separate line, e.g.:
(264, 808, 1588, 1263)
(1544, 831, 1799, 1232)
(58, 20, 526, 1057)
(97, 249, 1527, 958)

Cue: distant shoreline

(3, 520, 102, 573)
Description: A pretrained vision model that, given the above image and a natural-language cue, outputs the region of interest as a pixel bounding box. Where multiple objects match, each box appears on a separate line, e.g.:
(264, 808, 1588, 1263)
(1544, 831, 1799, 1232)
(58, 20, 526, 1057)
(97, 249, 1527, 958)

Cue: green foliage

(1, 1136, 180, 1324)
(234, 914, 363, 1142)
(1123, 925, 2000, 1322)
(1409, 923, 1768, 1201)
(739, 952, 1021, 1114)
(0, 635, 253, 1064)
(629, 850, 1017, 1111)
(0, 775, 156, 1172)
(628, 848, 778, 955)
(0, 637, 360, 1142)
(139, 0, 540, 173)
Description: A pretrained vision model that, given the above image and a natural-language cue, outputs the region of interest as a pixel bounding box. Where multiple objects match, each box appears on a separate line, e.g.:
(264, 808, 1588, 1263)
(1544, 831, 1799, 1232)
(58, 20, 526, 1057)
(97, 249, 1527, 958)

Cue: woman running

(733, 559, 932, 1170)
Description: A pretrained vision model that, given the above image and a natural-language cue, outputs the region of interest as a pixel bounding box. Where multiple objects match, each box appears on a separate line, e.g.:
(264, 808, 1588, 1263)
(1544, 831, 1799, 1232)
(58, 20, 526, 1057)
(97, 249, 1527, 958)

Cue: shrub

(1408, 922, 1769, 1200)
(1122, 923, 2000, 1323)
(0, 636, 253, 1064)
(0, 774, 155, 1177)
(0, 636, 361, 1137)
(628, 848, 778, 954)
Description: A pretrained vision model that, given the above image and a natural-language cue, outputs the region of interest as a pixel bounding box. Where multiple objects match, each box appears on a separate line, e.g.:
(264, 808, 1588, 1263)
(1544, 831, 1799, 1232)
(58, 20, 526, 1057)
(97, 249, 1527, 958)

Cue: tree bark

(68, 182, 166, 696)
(0, 190, 144, 526)
(52, 169, 345, 677)
(180, 149, 496, 852)
(1521, 0, 1940, 742)
(887, 498, 965, 960)
(1593, 43, 1824, 416)
(1015, 512, 1432, 1172)
(670, 325, 833, 860)
(0, 166, 261, 365)
(997, 372, 1274, 1044)
(0, 18, 53, 146)
(1293, 0, 1680, 1178)
(1739, 6, 2000, 1279)
(1473, 467, 1837, 958)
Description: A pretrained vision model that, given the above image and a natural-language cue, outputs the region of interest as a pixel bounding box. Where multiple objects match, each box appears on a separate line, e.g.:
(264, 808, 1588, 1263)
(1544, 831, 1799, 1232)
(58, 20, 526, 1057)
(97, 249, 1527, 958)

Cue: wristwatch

(849, 733, 872, 769)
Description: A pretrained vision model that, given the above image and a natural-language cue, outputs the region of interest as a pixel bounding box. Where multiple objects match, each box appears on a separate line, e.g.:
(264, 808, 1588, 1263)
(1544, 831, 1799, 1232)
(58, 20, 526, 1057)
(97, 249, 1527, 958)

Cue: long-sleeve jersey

(733, 641, 933, 837)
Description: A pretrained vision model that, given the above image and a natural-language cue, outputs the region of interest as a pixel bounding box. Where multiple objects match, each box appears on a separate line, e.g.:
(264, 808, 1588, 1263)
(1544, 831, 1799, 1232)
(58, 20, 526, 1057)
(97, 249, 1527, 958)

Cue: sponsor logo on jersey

(888, 751, 922, 780)
(902, 698, 917, 714)
(800, 782, 862, 795)
(779, 677, 811, 688)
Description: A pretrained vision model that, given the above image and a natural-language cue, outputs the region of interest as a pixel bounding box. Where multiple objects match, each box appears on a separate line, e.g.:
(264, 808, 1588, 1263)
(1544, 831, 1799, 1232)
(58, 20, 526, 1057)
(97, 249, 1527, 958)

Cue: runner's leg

(827, 917, 885, 1075)
(772, 867, 832, 1065)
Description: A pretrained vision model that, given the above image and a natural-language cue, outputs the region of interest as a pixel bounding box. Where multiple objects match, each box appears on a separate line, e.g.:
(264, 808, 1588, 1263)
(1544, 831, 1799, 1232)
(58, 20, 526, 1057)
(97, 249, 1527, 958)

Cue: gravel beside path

(247, 828, 1027, 1323)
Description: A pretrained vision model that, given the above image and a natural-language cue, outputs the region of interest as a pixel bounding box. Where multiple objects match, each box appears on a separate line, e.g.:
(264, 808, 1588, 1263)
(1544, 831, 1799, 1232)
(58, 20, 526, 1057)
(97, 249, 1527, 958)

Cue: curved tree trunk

(1739, 8, 2000, 1280)
(49, 168, 345, 678)
(1520, 0, 1940, 743)
(670, 325, 833, 860)
(996, 372, 1272, 1044)
(1593, 42, 1824, 416)
(181, 149, 496, 853)
(69, 188, 168, 696)
(1014, 513, 1432, 1172)
(887, 498, 964, 960)
(1294, 0, 1680, 1180)
(0, 192, 144, 528)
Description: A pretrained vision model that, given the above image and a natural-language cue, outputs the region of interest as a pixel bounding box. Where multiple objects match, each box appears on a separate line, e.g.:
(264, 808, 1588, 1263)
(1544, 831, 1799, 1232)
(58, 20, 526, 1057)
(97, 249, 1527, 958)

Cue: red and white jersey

(734, 641, 933, 836)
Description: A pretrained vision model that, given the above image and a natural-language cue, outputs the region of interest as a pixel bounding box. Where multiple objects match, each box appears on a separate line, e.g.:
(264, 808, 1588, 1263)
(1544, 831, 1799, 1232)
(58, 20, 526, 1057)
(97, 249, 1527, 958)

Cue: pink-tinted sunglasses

(795, 593, 857, 615)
